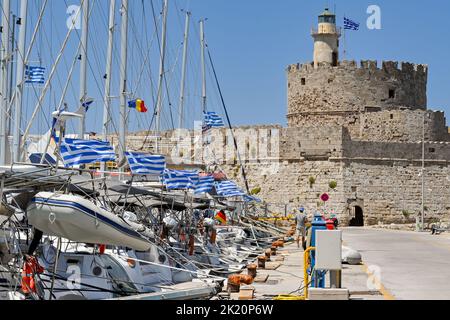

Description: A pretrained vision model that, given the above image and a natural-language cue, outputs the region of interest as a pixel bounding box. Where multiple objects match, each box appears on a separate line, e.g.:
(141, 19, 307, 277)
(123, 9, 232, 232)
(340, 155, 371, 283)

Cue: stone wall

(342, 160, 450, 225)
(287, 60, 428, 138)
(221, 160, 347, 220)
(359, 110, 450, 142)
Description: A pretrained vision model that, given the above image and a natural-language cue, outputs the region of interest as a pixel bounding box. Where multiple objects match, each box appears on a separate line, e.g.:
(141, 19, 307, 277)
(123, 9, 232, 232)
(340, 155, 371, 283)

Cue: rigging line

(161, 42, 184, 131)
(139, 0, 163, 148)
(139, 0, 158, 117)
(40, 13, 79, 114)
(20, 0, 84, 149)
(127, 5, 159, 107)
(59, 0, 122, 150)
(206, 47, 250, 194)
(85, 0, 116, 130)
(2, 7, 53, 136)
(0, 1, 51, 135)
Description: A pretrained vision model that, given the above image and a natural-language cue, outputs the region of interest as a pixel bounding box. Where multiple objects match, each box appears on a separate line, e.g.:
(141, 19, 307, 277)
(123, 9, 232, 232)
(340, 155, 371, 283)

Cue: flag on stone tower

(344, 17, 360, 31)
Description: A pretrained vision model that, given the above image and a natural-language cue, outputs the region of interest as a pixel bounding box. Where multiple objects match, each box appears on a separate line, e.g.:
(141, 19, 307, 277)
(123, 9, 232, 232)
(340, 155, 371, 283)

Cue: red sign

(321, 193, 330, 202)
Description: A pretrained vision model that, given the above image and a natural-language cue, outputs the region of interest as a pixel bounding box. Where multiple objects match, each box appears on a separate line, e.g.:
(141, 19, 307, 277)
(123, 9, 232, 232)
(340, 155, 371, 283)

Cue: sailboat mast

(103, 0, 115, 140)
(200, 19, 206, 113)
(12, 0, 28, 163)
(7, 13, 15, 136)
(78, 0, 89, 139)
(118, 0, 128, 173)
(177, 11, 190, 129)
(101, 0, 115, 176)
(0, 0, 11, 166)
(155, 0, 168, 153)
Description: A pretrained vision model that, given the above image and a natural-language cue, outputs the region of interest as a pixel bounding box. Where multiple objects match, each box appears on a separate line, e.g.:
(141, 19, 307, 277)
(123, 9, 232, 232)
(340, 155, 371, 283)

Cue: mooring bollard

(257, 256, 267, 269)
(247, 264, 257, 278)
(227, 274, 241, 293)
(271, 246, 277, 256)
(265, 249, 271, 261)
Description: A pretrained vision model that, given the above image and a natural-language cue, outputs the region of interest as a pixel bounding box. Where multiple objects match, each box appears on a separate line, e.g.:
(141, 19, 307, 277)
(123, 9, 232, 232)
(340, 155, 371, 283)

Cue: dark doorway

(332, 52, 338, 66)
(349, 206, 364, 227)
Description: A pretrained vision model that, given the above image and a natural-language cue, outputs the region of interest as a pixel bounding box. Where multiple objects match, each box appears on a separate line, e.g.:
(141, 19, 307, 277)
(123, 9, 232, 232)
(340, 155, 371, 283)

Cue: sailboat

(0, 0, 282, 301)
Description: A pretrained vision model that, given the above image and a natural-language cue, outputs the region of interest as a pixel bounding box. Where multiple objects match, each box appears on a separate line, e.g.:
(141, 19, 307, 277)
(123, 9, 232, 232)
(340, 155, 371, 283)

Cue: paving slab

(228, 241, 381, 300)
(343, 227, 450, 300)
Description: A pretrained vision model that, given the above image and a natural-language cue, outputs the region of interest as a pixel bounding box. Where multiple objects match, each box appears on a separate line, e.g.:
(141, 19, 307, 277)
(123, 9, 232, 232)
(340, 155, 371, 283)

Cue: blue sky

(16, 0, 450, 135)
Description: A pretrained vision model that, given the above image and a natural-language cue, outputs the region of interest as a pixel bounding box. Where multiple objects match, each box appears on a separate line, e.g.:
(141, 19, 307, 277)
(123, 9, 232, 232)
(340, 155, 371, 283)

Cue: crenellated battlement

(287, 60, 428, 77)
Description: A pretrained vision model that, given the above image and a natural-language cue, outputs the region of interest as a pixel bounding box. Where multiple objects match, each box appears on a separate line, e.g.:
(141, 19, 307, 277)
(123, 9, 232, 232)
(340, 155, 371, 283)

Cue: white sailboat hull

(27, 192, 151, 251)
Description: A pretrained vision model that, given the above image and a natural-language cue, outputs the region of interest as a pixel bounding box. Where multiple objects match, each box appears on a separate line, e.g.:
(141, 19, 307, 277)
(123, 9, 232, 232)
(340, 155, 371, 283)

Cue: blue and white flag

(244, 194, 262, 203)
(203, 111, 225, 129)
(82, 99, 94, 112)
(125, 152, 166, 175)
(163, 169, 199, 190)
(60, 139, 116, 167)
(344, 17, 360, 31)
(194, 175, 215, 194)
(215, 180, 245, 197)
(25, 65, 46, 84)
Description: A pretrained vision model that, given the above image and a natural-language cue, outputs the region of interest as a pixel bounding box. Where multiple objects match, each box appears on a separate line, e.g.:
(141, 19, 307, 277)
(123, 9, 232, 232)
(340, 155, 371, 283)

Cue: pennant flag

(25, 65, 46, 84)
(82, 98, 94, 112)
(60, 139, 116, 167)
(194, 175, 215, 194)
(215, 210, 227, 225)
(163, 169, 199, 190)
(344, 17, 360, 31)
(125, 152, 166, 175)
(215, 180, 246, 197)
(203, 111, 225, 129)
(128, 99, 148, 113)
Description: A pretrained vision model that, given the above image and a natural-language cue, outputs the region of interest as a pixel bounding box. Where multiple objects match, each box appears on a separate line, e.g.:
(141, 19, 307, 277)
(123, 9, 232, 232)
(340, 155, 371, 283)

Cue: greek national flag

(60, 139, 116, 167)
(163, 169, 199, 190)
(203, 111, 225, 129)
(194, 175, 215, 194)
(344, 17, 360, 31)
(125, 152, 166, 175)
(25, 65, 46, 84)
(215, 181, 245, 197)
(244, 194, 262, 203)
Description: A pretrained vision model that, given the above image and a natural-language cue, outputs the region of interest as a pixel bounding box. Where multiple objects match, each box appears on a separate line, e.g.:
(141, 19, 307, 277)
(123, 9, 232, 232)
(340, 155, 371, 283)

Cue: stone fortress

(204, 8, 450, 226)
(123, 8, 450, 226)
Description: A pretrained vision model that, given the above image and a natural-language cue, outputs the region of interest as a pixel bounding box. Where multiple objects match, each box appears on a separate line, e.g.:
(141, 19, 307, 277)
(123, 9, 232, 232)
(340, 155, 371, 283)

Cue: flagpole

(343, 15, 347, 60)
(155, 0, 169, 153)
(78, 0, 89, 139)
(200, 18, 207, 165)
(12, 0, 28, 163)
(200, 19, 207, 114)
(119, 0, 129, 179)
(178, 11, 190, 129)
(0, 0, 11, 166)
(102, 0, 115, 176)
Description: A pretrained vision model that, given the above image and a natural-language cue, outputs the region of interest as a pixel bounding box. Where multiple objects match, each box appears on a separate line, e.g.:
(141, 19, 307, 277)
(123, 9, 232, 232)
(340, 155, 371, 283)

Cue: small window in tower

(390, 114, 394, 120)
(301, 78, 306, 85)
(389, 89, 396, 99)
(429, 148, 436, 153)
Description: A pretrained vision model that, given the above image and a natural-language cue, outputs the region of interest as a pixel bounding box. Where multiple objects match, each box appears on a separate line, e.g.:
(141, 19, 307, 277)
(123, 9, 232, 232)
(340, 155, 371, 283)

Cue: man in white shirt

(295, 207, 308, 250)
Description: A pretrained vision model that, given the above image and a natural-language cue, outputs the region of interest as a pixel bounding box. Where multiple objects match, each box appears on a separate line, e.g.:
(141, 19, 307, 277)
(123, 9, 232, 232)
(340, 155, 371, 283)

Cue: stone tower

(312, 8, 341, 68)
